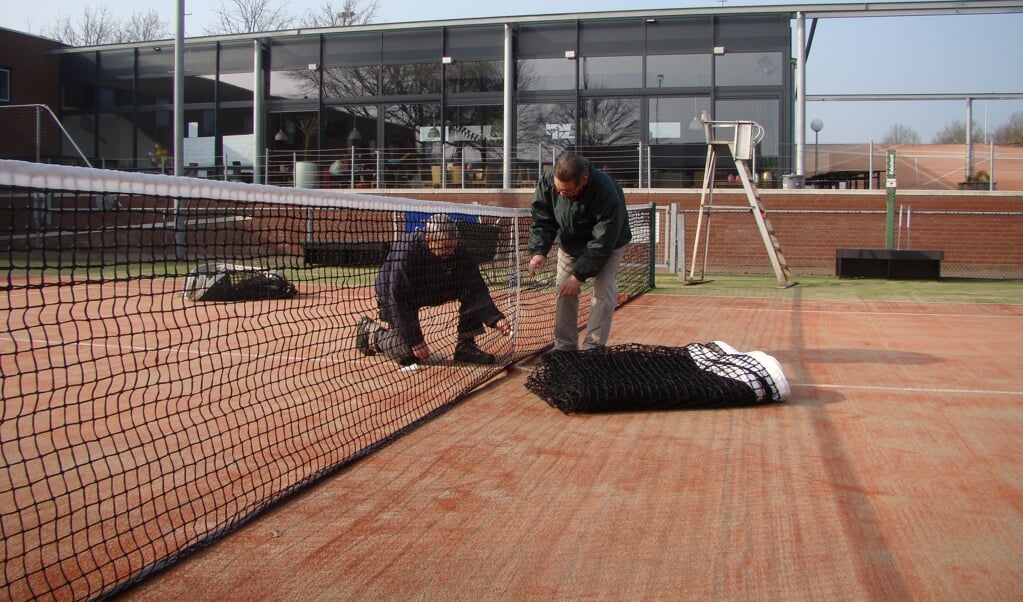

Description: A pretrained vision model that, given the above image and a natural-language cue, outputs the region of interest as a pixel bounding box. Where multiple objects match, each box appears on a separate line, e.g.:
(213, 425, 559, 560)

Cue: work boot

(356, 317, 378, 356)
(453, 339, 495, 365)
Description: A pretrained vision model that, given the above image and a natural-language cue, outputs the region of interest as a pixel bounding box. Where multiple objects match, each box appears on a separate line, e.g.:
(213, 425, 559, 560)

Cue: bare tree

(205, 0, 295, 35)
(880, 123, 920, 145)
(46, 6, 167, 46)
(304, 0, 379, 27)
(120, 11, 171, 43)
(206, 0, 377, 36)
(993, 112, 1023, 146)
(932, 120, 984, 144)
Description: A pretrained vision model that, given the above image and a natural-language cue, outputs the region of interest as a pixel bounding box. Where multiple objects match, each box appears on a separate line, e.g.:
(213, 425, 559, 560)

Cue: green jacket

(528, 167, 632, 281)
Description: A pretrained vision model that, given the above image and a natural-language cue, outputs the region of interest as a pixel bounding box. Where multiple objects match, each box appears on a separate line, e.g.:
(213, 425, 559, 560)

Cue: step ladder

(687, 113, 796, 288)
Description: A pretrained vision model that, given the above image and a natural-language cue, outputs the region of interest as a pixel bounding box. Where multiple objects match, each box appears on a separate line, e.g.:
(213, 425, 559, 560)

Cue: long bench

(835, 248, 944, 279)
(302, 241, 390, 267)
(300, 223, 500, 268)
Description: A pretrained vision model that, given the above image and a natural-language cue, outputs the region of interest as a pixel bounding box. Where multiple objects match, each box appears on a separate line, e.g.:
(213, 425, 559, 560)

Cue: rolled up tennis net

(0, 159, 654, 600)
(525, 342, 789, 414)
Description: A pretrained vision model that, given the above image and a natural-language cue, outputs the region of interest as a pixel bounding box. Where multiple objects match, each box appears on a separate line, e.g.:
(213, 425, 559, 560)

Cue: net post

(647, 202, 656, 289)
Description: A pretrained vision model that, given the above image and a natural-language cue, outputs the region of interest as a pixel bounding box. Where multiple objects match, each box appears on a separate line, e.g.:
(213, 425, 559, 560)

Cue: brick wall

(375, 188, 1023, 279)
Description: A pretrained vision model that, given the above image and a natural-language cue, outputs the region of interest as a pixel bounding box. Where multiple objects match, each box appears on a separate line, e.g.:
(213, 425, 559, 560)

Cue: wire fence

(3, 104, 1021, 191)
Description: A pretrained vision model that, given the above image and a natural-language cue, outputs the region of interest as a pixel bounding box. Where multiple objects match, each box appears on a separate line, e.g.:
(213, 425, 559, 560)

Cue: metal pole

(253, 42, 266, 185)
(989, 141, 995, 191)
(34, 106, 41, 163)
(503, 25, 513, 189)
(173, 0, 184, 177)
(647, 202, 657, 289)
(966, 97, 973, 181)
(885, 149, 897, 249)
(795, 12, 806, 177)
(814, 130, 819, 176)
(172, 0, 186, 260)
(868, 141, 874, 189)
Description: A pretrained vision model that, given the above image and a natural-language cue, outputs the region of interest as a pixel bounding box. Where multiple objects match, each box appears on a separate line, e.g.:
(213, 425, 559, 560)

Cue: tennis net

(0, 159, 654, 601)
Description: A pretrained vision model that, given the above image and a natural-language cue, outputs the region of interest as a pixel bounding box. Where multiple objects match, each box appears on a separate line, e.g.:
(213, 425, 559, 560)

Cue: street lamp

(810, 118, 824, 177)
(654, 74, 663, 140)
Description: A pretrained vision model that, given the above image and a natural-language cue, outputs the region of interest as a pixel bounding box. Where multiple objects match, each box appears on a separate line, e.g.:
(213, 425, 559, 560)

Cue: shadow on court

(774, 348, 941, 365)
(116, 287, 1023, 601)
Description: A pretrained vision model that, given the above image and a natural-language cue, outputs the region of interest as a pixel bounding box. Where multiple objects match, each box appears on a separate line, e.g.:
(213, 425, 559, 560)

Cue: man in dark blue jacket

(357, 213, 511, 366)
(528, 152, 631, 351)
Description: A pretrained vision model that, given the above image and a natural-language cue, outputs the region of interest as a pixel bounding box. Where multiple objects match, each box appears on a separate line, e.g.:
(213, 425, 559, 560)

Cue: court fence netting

(0, 159, 654, 601)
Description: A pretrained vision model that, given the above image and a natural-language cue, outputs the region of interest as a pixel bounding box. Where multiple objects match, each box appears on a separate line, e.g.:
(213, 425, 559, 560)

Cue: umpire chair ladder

(687, 113, 796, 288)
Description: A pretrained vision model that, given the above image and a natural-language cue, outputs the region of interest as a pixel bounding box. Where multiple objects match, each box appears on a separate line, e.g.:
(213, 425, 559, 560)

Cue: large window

(715, 98, 780, 157)
(517, 101, 574, 159)
(648, 97, 710, 144)
(137, 48, 173, 106)
(97, 49, 135, 109)
(218, 41, 256, 100)
(183, 44, 219, 106)
(516, 58, 575, 91)
(383, 63, 440, 96)
(60, 9, 793, 185)
(0, 67, 9, 103)
(581, 56, 642, 90)
(270, 38, 321, 100)
(715, 52, 784, 87)
(445, 60, 503, 94)
(646, 54, 711, 89)
(580, 97, 640, 185)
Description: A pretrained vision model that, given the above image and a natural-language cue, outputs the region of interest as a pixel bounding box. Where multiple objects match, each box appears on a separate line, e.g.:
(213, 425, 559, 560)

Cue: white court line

(621, 296, 1023, 319)
(789, 382, 1023, 396)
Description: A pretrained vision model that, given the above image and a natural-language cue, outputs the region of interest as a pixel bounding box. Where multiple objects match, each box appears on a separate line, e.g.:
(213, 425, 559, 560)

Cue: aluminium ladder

(687, 113, 796, 288)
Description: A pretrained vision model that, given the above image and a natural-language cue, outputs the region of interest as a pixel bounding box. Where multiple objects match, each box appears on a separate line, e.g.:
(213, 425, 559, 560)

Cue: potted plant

(958, 170, 993, 191)
(294, 115, 319, 188)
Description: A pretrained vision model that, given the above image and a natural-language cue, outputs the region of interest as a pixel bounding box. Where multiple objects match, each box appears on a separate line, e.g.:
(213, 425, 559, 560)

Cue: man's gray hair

(424, 213, 458, 238)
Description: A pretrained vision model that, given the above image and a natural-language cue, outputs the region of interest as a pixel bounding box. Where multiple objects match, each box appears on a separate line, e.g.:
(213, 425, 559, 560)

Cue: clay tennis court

(113, 278, 1023, 601)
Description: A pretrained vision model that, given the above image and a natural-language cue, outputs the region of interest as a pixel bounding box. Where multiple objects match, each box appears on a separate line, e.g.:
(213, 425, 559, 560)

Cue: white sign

(223, 134, 256, 165)
(182, 137, 215, 166)
(649, 122, 681, 139)
(545, 123, 574, 142)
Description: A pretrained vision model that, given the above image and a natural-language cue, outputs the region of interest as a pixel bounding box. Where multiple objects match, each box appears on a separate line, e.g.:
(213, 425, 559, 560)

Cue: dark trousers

(375, 299, 485, 364)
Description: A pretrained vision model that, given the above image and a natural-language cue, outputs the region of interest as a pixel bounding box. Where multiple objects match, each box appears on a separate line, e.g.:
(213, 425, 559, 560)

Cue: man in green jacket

(527, 152, 632, 352)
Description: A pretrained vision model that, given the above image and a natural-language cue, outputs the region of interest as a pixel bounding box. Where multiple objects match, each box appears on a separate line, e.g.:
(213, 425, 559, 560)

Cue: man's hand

(412, 341, 431, 360)
(492, 318, 512, 336)
(528, 254, 546, 277)
(559, 274, 582, 298)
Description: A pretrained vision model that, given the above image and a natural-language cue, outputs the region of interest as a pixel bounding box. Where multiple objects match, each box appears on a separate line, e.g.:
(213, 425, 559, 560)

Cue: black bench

(836, 248, 944, 280)
(302, 241, 389, 267)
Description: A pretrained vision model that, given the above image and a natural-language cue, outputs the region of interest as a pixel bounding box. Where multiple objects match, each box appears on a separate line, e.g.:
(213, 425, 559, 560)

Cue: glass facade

(57, 12, 793, 187)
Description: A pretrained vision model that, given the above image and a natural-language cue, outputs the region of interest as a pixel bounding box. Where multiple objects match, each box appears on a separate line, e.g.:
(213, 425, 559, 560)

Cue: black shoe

(454, 340, 495, 365)
(356, 317, 377, 356)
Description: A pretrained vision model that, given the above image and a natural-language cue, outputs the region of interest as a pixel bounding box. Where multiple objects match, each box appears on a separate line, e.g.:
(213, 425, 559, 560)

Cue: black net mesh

(0, 160, 655, 601)
(525, 342, 784, 414)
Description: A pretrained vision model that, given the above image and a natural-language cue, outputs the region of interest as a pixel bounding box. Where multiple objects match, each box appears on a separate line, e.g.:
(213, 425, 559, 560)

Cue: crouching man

(357, 213, 511, 367)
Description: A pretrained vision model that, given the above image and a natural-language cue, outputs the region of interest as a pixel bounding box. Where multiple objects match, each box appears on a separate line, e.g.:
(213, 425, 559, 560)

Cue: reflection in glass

(646, 54, 711, 89)
(444, 60, 503, 94)
(714, 52, 784, 87)
(648, 97, 710, 144)
(580, 98, 640, 187)
(581, 56, 642, 90)
(516, 59, 575, 91)
(383, 63, 440, 95)
(324, 65, 379, 99)
(715, 98, 780, 156)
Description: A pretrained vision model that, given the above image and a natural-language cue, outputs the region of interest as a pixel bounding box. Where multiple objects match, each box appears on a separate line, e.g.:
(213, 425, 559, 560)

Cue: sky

(3, 0, 1021, 143)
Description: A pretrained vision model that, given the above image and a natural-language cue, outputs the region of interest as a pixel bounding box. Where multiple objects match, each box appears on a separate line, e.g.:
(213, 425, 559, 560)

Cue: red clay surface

(115, 294, 1023, 601)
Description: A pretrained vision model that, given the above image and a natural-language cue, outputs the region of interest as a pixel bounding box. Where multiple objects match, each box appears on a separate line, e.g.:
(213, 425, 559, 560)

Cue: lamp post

(810, 118, 823, 178)
(654, 74, 663, 139)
